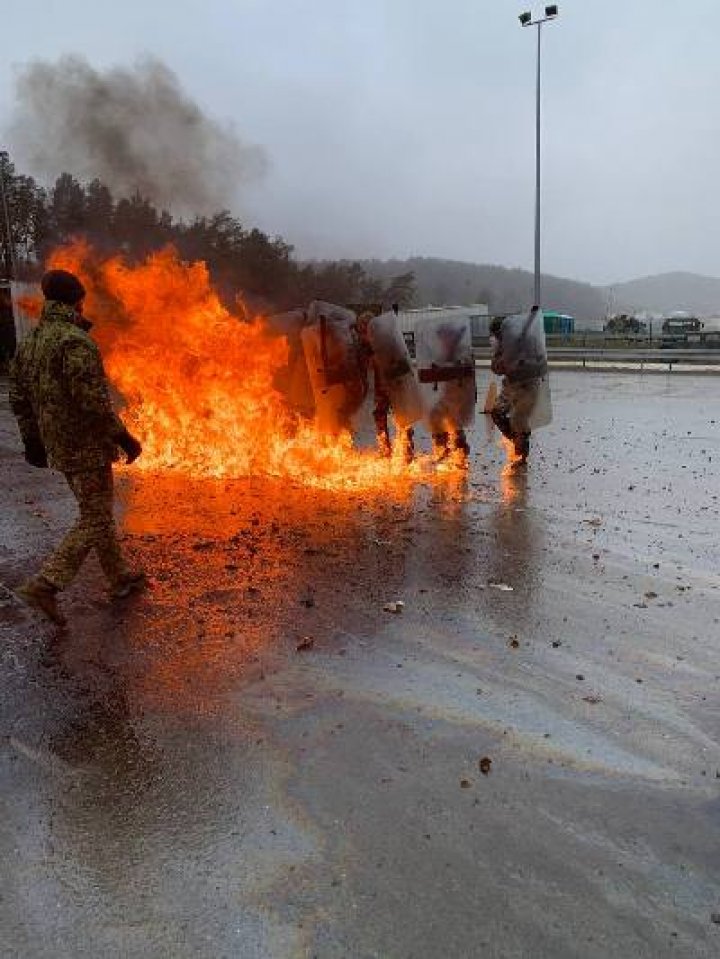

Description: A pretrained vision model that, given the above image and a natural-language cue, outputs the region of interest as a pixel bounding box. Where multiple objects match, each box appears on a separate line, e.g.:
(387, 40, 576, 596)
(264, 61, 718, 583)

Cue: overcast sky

(2, 0, 718, 285)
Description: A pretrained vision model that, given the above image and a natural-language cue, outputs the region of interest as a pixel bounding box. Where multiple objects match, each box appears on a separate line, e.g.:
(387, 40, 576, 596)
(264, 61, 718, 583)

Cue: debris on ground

(508, 637, 520, 649)
(460, 779, 472, 789)
(583, 694, 602, 704)
(489, 583, 514, 592)
(296, 636, 315, 652)
(383, 601, 405, 614)
(479, 757, 492, 775)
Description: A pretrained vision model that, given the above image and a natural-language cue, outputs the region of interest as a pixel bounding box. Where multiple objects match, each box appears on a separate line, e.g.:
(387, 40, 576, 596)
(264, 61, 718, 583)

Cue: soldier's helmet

(41, 270, 86, 306)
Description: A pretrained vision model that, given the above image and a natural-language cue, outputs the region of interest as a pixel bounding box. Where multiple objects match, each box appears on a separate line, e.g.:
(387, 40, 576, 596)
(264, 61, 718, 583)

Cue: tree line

(0, 150, 416, 312)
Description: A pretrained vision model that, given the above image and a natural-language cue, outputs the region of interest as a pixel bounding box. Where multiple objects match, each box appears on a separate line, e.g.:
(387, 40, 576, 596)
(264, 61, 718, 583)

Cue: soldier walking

(356, 310, 417, 462)
(10, 269, 145, 626)
(489, 307, 549, 464)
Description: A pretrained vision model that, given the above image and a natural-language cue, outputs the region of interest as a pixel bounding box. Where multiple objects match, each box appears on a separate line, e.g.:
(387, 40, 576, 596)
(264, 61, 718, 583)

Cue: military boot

(491, 408, 513, 440)
(402, 428, 415, 465)
(452, 430, 470, 469)
(432, 432, 450, 464)
(376, 430, 392, 458)
(17, 576, 66, 626)
(513, 433, 531, 464)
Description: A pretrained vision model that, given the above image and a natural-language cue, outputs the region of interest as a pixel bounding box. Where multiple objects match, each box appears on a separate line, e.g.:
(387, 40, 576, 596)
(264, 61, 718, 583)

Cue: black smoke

(8, 55, 267, 215)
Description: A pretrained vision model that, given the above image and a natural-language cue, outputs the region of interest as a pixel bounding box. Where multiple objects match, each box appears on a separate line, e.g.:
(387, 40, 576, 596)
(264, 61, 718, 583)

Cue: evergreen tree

(49, 172, 86, 241)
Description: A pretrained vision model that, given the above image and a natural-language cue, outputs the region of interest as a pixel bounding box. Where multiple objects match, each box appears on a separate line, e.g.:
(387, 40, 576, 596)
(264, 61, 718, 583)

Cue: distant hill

(611, 272, 720, 316)
(362, 257, 607, 324)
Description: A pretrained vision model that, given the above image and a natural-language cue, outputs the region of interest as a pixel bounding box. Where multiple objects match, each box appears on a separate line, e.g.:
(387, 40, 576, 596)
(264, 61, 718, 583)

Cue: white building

(396, 303, 489, 351)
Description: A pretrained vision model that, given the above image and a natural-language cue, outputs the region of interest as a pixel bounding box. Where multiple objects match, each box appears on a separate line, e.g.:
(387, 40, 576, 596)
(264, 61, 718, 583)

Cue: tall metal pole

(534, 21, 542, 309)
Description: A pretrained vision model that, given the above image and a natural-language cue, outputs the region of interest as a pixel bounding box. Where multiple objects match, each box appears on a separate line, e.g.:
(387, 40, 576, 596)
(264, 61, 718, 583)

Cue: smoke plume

(9, 55, 267, 214)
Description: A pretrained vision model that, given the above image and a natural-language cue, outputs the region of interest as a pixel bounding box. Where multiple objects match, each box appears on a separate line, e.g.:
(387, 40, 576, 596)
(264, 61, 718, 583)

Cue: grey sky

(2, 0, 718, 285)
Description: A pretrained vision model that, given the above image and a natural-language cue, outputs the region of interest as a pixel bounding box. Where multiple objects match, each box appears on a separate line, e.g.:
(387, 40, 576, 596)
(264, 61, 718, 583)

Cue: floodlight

(519, 11, 532, 26)
(545, 5, 558, 16)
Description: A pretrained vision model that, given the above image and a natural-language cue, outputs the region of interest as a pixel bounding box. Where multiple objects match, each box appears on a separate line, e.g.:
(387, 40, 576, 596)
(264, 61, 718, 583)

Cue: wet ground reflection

(4, 374, 720, 958)
(110, 474, 448, 713)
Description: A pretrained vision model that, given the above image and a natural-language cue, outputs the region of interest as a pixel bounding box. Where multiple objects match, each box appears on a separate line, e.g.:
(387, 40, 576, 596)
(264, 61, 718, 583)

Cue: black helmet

(41, 269, 86, 306)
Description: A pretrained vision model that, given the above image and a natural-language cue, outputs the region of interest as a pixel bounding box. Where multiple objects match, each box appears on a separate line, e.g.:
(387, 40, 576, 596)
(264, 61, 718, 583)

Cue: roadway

(1, 371, 719, 958)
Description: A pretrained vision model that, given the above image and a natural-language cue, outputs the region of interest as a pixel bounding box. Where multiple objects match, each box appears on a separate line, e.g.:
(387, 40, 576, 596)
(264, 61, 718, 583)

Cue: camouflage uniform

(493, 378, 540, 437)
(9, 301, 130, 590)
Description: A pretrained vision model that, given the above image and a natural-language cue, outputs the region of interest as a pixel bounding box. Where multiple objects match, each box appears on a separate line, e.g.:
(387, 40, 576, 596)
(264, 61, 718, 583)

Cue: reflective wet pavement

(1, 371, 719, 958)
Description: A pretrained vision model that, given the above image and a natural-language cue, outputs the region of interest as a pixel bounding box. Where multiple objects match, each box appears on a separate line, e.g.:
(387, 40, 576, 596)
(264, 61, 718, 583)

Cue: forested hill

(362, 257, 608, 324)
(611, 272, 720, 315)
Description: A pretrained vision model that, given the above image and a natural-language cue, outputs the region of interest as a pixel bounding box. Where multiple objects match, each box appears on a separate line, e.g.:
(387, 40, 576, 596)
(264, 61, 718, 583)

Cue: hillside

(611, 271, 720, 316)
(362, 257, 607, 324)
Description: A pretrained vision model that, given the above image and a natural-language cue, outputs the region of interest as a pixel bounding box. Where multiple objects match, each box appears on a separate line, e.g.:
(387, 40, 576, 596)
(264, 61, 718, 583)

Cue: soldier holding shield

(490, 306, 552, 464)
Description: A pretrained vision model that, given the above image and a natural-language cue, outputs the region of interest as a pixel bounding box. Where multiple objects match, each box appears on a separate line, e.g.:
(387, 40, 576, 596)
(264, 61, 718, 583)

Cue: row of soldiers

(8, 269, 550, 626)
(270, 300, 550, 467)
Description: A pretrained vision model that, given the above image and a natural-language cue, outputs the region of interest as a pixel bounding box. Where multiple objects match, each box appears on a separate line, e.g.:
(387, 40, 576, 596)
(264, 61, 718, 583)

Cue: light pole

(519, 4, 558, 311)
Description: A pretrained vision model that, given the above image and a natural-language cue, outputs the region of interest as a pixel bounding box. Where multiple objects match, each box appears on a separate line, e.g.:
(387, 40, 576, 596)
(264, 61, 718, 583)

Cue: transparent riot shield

(267, 309, 315, 419)
(367, 311, 424, 429)
(497, 309, 548, 381)
(529, 375, 553, 429)
(301, 302, 369, 435)
(414, 314, 476, 433)
(498, 309, 552, 430)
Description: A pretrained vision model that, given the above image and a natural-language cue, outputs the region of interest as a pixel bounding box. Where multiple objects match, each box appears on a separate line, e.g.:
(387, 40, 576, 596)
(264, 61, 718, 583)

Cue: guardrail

(473, 348, 720, 371)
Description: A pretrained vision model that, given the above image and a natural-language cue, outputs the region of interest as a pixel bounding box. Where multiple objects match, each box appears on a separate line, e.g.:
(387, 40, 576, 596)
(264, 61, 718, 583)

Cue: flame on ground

(47, 241, 432, 492)
(501, 435, 525, 474)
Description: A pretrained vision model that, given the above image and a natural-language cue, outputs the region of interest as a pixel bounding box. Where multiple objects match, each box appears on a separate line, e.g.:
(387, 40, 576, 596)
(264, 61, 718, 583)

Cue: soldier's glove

(24, 437, 48, 469)
(116, 429, 142, 464)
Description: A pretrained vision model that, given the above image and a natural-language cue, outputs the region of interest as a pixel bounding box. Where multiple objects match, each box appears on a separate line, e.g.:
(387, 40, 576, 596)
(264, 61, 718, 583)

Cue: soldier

(416, 317, 476, 468)
(300, 301, 369, 436)
(356, 308, 418, 462)
(489, 307, 549, 465)
(10, 269, 146, 626)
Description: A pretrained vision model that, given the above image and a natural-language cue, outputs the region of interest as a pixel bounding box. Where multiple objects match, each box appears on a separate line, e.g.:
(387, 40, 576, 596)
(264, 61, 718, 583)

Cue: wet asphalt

(1, 371, 719, 959)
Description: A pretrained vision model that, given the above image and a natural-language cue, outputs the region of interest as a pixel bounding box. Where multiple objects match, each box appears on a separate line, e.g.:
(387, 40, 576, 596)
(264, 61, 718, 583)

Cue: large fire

(46, 242, 436, 491)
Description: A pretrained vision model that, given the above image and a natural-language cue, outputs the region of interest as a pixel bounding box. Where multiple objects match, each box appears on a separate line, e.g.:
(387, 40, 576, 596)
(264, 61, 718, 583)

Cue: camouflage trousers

(492, 378, 540, 438)
(373, 384, 415, 457)
(41, 463, 128, 590)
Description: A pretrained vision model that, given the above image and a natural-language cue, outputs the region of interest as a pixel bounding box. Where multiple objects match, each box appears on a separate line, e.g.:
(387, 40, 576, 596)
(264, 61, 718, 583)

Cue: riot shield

(529, 375, 553, 429)
(497, 309, 548, 381)
(301, 302, 369, 435)
(366, 311, 424, 429)
(498, 309, 552, 430)
(414, 314, 476, 433)
(267, 309, 315, 419)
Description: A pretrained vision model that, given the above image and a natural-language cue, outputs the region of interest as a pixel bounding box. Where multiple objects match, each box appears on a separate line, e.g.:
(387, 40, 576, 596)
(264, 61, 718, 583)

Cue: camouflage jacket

(9, 301, 126, 473)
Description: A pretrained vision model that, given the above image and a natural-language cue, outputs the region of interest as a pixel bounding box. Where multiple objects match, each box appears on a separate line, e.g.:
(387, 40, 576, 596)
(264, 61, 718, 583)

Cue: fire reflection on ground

(107, 474, 440, 714)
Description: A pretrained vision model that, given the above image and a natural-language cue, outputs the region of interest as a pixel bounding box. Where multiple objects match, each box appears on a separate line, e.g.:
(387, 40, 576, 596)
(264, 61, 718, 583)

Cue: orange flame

(500, 435, 524, 474)
(47, 241, 431, 492)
